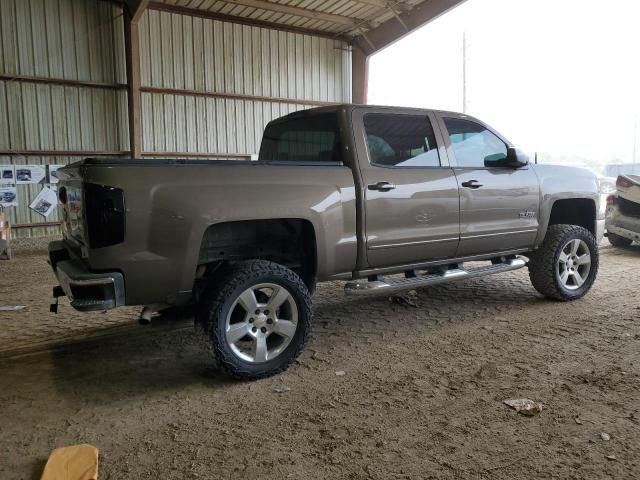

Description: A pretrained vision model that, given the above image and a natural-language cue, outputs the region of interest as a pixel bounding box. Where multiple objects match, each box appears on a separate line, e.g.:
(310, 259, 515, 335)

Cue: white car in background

(605, 174, 640, 247)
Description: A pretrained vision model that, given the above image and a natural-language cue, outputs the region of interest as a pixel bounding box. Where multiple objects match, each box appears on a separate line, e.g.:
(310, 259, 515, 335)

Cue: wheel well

(548, 198, 596, 235)
(197, 219, 317, 290)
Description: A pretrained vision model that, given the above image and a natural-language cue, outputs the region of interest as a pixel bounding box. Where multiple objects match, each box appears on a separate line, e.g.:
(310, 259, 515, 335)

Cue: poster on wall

(29, 186, 58, 217)
(15, 165, 46, 184)
(0, 165, 15, 184)
(0, 187, 18, 207)
(48, 165, 63, 184)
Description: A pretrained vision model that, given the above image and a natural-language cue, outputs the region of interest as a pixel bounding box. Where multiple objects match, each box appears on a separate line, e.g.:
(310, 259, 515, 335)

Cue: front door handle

(368, 181, 396, 192)
(461, 179, 483, 189)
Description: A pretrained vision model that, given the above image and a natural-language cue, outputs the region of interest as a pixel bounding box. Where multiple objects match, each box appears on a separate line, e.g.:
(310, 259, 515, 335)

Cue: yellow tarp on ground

(41, 444, 99, 480)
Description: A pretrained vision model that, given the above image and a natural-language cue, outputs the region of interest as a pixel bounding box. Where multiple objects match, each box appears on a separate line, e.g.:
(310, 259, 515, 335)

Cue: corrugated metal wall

(0, 1, 352, 238)
(0, 0, 127, 237)
(139, 10, 352, 157)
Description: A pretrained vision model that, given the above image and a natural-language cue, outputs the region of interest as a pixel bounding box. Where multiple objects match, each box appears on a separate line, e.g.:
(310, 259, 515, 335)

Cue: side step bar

(344, 256, 528, 296)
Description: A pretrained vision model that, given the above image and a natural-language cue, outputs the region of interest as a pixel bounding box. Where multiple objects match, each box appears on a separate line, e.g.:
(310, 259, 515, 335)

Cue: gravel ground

(0, 238, 639, 479)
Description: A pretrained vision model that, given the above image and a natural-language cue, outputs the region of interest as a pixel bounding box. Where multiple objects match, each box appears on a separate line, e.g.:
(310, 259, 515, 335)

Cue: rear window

(259, 113, 341, 163)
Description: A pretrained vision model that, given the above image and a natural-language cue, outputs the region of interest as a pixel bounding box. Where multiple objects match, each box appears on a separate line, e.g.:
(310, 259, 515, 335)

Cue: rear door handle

(368, 181, 396, 192)
(461, 179, 483, 189)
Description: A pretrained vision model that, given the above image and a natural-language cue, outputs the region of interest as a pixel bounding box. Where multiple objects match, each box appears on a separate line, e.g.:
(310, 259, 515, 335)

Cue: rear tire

(197, 260, 312, 380)
(528, 224, 598, 301)
(607, 231, 633, 247)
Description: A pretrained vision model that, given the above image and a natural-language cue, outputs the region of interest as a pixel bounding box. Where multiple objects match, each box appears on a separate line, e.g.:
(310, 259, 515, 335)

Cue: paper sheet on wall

(0, 165, 15, 185)
(15, 165, 46, 184)
(0, 187, 18, 207)
(29, 186, 58, 217)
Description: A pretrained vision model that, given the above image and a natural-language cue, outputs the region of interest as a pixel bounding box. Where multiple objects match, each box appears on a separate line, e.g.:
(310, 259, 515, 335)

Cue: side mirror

(484, 147, 529, 168)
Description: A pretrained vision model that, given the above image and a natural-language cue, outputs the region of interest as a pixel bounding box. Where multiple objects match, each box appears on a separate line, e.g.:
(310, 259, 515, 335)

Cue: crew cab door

(435, 114, 540, 257)
(353, 108, 460, 269)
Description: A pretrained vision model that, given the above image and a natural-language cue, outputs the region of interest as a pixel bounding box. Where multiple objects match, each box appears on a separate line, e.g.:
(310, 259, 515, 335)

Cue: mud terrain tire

(528, 224, 598, 301)
(197, 260, 312, 380)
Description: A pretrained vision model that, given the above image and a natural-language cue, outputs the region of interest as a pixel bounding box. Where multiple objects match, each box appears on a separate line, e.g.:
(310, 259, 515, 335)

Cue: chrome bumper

(48, 240, 125, 311)
(607, 224, 640, 243)
(596, 219, 605, 244)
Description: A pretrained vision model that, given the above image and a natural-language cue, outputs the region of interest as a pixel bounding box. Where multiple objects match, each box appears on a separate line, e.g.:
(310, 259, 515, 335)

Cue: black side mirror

(484, 147, 529, 168)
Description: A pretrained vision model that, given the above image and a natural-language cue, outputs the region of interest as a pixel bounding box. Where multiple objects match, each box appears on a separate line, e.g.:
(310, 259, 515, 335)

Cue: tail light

(84, 184, 125, 248)
(606, 194, 616, 206)
(58, 186, 67, 204)
(616, 176, 633, 188)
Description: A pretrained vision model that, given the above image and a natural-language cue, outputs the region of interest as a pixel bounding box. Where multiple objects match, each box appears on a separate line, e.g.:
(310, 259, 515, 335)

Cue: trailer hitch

(50, 285, 65, 313)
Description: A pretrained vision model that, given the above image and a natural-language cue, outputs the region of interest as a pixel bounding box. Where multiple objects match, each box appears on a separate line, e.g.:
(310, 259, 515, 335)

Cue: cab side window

(364, 114, 440, 167)
(443, 117, 507, 168)
(259, 113, 341, 163)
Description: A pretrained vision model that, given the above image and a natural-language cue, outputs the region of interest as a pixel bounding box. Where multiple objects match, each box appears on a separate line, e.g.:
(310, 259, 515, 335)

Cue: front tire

(197, 260, 312, 380)
(607, 231, 633, 247)
(528, 224, 598, 301)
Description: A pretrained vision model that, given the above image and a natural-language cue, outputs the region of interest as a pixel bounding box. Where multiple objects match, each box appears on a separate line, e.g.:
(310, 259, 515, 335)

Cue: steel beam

(124, 0, 150, 22)
(147, 3, 352, 43)
(124, 12, 143, 159)
(0, 150, 129, 156)
(218, 0, 362, 27)
(353, 0, 467, 55)
(0, 74, 126, 90)
(140, 86, 339, 107)
(352, 45, 370, 104)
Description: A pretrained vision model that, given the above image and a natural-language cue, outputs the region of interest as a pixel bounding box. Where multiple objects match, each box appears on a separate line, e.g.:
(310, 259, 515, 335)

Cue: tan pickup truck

(49, 105, 604, 379)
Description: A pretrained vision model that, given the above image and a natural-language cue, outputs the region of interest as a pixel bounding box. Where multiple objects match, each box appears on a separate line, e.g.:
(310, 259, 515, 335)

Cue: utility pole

(462, 31, 467, 114)
(633, 112, 638, 164)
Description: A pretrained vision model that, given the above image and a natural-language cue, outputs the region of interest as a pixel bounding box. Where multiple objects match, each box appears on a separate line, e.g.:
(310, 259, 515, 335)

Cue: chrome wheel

(557, 239, 591, 290)
(225, 283, 298, 363)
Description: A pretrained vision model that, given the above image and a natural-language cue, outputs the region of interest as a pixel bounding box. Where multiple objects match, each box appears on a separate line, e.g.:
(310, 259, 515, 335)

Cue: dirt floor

(1, 238, 639, 479)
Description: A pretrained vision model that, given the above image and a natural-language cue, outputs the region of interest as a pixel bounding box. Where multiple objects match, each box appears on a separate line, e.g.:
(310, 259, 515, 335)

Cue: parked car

(605, 174, 640, 246)
(49, 105, 604, 379)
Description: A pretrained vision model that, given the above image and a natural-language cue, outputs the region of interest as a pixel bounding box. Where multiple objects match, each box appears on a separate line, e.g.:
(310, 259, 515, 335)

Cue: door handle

(368, 181, 396, 192)
(461, 179, 483, 189)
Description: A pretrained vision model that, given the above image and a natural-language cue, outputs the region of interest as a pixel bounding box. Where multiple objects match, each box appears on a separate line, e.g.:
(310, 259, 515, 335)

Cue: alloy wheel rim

(225, 283, 298, 363)
(557, 239, 591, 290)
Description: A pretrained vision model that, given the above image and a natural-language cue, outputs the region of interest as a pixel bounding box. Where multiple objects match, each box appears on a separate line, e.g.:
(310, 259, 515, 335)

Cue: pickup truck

(605, 174, 640, 246)
(49, 105, 604, 380)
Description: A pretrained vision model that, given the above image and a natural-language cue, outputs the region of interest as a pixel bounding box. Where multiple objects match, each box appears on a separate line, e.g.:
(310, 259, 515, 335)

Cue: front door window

(443, 117, 507, 168)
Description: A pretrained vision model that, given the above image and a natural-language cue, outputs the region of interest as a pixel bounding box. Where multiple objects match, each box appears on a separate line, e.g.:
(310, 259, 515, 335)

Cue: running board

(344, 256, 528, 296)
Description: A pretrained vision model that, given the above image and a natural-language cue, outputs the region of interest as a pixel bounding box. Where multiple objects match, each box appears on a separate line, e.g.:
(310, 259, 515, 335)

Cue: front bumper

(48, 240, 125, 311)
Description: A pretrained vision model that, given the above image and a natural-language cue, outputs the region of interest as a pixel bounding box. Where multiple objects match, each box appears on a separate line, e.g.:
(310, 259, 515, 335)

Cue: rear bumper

(48, 240, 125, 311)
(607, 224, 640, 243)
(605, 205, 640, 243)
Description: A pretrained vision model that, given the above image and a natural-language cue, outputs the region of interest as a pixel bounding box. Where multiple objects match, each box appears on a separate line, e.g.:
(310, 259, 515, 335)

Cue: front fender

(532, 164, 600, 246)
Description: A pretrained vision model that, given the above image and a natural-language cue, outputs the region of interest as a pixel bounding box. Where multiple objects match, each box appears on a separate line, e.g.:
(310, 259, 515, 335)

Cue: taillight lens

(84, 183, 125, 248)
(607, 194, 616, 206)
(58, 186, 67, 204)
(616, 176, 633, 188)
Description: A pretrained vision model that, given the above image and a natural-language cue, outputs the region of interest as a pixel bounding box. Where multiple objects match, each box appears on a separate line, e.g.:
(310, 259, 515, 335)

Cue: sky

(368, 0, 640, 173)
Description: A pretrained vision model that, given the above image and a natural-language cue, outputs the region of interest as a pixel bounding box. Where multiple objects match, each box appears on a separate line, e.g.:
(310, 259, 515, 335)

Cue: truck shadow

(314, 270, 539, 332)
(0, 270, 541, 405)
